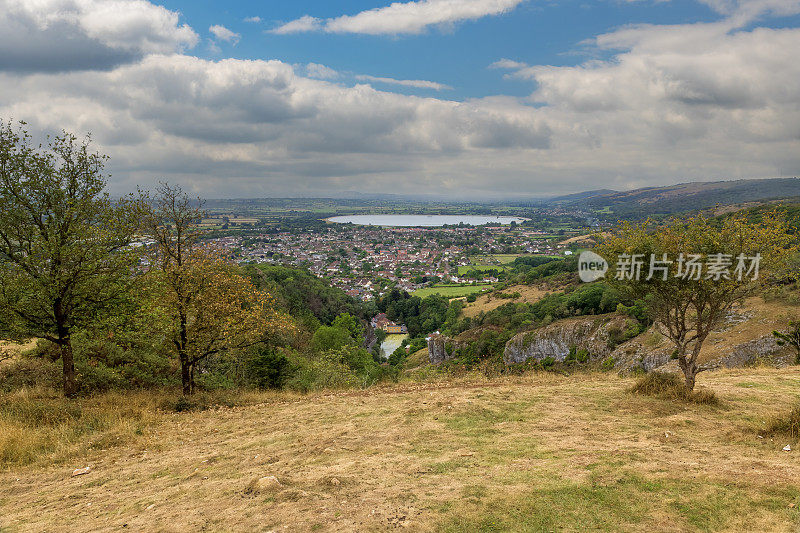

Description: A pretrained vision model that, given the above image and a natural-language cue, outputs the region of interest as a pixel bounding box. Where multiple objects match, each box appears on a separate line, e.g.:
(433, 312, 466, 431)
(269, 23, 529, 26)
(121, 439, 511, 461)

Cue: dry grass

(462, 284, 551, 318)
(0, 388, 285, 468)
(766, 403, 800, 440)
(0, 340, 37, 369)
(1, 369, 800, 532)
(629, 372, 719, 405)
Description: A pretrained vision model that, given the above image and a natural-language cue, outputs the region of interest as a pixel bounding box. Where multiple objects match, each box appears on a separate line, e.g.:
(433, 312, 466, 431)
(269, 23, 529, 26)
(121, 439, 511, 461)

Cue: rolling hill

(558, 178, 800, 217)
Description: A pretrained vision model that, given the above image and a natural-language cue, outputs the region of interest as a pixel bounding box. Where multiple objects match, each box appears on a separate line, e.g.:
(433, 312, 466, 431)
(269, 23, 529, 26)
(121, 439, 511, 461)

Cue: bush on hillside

(629, 372, 717, 404)
(764, 404, 800, 440)
(247, 348, 294, 389)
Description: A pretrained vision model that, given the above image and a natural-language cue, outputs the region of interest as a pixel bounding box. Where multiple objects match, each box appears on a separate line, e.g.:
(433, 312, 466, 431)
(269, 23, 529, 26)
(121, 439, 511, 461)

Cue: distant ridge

(549, 189, 618, 203)
(560, 178, 800, 217)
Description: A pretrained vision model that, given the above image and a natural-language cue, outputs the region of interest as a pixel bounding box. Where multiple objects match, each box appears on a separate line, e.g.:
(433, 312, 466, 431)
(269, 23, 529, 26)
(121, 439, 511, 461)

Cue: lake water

(328, 215, 527, 227)
(380, 334, 408, 359)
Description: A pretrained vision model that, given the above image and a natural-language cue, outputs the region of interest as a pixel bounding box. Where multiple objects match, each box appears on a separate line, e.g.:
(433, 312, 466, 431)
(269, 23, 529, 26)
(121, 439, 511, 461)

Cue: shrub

(629, 372, 718, 404)
(247, 349, 293, 389)
(565, 346, 590, 365)
(466, 293, 478, 303)
(764, 403, 800, 440)
(286, 353, 359, 392)
(0, 356, 61, 392)
(387, 346, 407, 366)
(540, 356, 555, 369)
(600, 357, 616, 372)
(310, 326, 353, 353)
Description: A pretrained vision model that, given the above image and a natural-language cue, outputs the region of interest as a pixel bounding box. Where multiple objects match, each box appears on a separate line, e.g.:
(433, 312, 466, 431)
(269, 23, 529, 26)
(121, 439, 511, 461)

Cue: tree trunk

(678, 357, 697, 391)
(60, 339, 78, 398)
(180, 353, 191, 396)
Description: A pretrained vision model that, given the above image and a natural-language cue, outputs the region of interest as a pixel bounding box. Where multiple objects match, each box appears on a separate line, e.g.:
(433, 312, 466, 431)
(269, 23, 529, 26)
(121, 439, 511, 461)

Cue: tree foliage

(773, 320, 800, 365)
(598, 213, 795, 390)
(142, 184, 293, 394)
(0, 122, 141, 396)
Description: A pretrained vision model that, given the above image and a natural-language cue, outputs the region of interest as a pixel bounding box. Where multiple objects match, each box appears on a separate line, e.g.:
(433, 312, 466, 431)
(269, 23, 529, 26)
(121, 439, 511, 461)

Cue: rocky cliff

(503, 314, 632, 365)
(610, 330, 795, 373)
(427, 334, 460, 364)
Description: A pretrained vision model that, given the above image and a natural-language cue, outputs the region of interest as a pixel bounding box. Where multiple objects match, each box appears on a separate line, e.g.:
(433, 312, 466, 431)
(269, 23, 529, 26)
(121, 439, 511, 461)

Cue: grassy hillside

(413, 284, 492, 298)
(461, 284, 552, 318)
(567, 178, 800, 218)
(1, 370, 799, 531)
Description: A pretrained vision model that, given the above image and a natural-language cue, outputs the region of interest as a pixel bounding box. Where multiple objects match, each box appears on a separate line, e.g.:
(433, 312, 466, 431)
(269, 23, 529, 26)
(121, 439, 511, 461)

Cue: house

(371, 313, 408, 334)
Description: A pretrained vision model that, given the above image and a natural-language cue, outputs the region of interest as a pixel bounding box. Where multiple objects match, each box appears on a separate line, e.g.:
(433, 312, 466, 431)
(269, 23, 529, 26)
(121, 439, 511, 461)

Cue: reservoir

(328, 215, 527, 227)
(380, 334, 408, 359)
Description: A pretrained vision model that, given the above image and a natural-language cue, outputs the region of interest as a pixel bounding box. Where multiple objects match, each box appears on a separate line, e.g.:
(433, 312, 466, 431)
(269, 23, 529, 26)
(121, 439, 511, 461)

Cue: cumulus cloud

(0, 0, 798, 198)
(272, 0, 525, 35)
(305, 63, 340, 80)
(0, 0, 198, 72)
(355, 75, 452, 90)
(209, 24, 240, 44)
(0, 54, 554, 196)
(243, 16, 262, 23)
(271, 15, 322, 35)
(489, 58, 529, 70)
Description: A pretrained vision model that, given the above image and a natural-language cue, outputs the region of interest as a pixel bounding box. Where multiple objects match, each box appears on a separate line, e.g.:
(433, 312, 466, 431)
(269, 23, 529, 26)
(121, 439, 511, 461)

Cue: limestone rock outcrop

(503, 314, 631, 365)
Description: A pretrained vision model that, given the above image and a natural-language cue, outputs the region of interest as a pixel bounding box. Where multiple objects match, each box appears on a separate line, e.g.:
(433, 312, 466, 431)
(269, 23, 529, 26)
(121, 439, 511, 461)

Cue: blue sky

(164, 0, 727, 99)
(1, 0, 799, 198)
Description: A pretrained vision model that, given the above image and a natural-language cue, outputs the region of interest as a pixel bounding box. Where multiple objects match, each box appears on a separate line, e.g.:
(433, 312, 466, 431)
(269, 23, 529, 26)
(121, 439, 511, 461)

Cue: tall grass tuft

(629, 372, 718, 405)
(765, 403, 800, 440)
(0, 388, 160, 466)
(0, 387, 292, 466)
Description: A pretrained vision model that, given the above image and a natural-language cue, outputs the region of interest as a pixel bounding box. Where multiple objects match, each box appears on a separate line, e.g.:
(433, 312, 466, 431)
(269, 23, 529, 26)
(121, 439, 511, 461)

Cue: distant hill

(549, 189, 618, 203)
(562, 178, 800, 217)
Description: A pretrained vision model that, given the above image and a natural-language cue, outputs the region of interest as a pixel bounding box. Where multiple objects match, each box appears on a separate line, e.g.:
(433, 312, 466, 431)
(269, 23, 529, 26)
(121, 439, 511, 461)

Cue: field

(457, 264, 509, 275)
(413, 284, 493, 298)
(1, 369, 799, 531)
(458, 254, 562, 275)
(461, 284, 552, 318)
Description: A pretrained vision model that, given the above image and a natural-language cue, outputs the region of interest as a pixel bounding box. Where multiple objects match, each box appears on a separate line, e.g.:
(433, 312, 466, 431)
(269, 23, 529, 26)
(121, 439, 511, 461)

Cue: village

(208, 223, 569, 300)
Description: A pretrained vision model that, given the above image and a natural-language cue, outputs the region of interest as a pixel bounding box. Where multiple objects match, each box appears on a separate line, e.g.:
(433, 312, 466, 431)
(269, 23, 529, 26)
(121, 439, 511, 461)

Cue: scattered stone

(329, 477, 341, 486)
(783, 445, 792, 452)
(71, 467, 91, 477)
(246, 475, 283, 494)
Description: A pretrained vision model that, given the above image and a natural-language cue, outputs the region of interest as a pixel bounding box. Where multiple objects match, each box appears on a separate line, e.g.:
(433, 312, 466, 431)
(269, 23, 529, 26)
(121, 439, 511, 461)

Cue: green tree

(773, 321, 800, 365)
(599, 213, 795, 390)
(0, 122, 141, 397)
(142, 184, 292, 395)
(310, 326, 353, 353)
(332, 312, 365, 342)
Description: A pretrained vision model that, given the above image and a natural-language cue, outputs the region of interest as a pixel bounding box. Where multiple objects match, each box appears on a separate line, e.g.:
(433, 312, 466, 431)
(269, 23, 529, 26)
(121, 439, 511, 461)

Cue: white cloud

(1, 0, 799, 198)
(355, 74, 452, 90)
(272, 0, 525, 35)
(209, 24, 240, 44)
(0, 54, 553, 196)
(243, 16, 262, 23)
(305, 63, 340, 80)
(0, 0, 198, 72)
(489, 58, 529, 69)
(271, 15, 322, 35)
